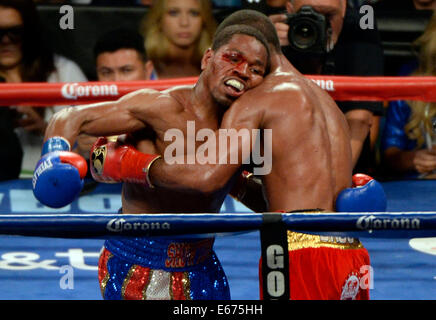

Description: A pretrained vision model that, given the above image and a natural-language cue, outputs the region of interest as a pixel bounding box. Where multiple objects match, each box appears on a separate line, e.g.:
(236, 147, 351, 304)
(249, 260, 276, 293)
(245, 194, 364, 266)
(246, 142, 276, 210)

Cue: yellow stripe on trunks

(287, 231, 364, 251)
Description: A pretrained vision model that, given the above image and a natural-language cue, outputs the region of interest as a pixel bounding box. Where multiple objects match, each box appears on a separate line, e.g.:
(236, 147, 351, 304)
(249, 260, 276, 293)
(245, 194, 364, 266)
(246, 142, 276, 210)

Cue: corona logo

(356, 215, 421, 230)
(106, 218, 171, 233)
(61, 83, 119, 100)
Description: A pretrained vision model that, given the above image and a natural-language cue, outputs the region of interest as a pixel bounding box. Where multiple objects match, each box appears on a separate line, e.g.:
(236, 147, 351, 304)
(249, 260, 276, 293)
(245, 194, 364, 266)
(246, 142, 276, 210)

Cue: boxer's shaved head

(216, 9, 281, 53)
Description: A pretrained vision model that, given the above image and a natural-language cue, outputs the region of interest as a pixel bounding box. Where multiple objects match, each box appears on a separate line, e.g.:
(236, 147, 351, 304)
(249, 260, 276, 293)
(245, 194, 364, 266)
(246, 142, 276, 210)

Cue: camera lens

(289, 18, 318, 50)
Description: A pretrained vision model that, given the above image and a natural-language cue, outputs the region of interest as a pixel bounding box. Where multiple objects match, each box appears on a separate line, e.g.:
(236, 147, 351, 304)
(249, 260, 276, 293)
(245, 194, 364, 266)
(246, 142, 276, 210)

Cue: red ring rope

(0, 76, 435, 106)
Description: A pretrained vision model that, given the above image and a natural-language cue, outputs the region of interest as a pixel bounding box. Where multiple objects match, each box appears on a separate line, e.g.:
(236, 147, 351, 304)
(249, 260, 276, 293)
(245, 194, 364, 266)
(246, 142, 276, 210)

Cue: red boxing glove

(90, 137, 161, 188)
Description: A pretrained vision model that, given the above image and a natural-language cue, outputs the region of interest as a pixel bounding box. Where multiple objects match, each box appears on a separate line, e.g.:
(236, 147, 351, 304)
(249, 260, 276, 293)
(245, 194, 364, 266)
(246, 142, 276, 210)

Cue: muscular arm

(149, 98, 264, 195)
(44, 89, 167, 148)
(149, 84, 339, 211)
(345, 109, 373, 168)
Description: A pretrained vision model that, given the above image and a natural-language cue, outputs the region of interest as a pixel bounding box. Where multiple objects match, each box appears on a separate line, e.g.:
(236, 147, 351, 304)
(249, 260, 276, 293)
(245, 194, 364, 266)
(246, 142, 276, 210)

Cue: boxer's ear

(201, 48, 213, 71)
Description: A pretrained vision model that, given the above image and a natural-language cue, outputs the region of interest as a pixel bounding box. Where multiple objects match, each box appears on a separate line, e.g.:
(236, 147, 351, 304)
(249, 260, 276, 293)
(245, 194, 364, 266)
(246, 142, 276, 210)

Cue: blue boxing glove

(335, 173, 387, 212)
(33, 137, 88, 208)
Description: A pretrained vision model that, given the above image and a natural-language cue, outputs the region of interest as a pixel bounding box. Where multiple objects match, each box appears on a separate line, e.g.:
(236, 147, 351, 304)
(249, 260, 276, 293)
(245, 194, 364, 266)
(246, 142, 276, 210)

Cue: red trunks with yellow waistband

(259, 230, 371, 300)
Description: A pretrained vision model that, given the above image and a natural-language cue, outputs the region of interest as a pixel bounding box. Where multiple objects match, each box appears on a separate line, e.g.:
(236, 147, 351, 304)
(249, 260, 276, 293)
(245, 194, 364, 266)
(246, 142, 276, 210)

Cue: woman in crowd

(0, 0, 87, 178)
(141, 0, 217, 79)
(381, 13, 436, 178)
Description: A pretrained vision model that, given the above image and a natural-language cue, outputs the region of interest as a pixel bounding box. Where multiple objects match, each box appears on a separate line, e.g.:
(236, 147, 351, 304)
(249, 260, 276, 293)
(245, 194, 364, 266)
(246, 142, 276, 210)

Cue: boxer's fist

(33, 137, 88, 208)
(90, 137, 160, 187)
(90, 137, 124, 183)
(335, 173, 387, 212)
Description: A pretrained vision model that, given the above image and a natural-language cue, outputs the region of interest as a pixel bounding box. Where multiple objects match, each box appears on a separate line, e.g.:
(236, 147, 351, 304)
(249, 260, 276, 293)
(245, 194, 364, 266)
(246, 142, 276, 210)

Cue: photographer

(246, 0, 385, 175)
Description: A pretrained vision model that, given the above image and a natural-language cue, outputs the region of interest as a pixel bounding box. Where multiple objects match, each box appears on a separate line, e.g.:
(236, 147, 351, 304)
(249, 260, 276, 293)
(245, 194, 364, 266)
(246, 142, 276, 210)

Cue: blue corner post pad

(41, 137, 71, 155)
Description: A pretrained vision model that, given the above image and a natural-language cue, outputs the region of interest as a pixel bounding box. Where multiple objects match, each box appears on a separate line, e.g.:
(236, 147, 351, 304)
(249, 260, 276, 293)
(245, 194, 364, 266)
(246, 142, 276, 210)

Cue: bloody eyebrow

(224, 48, 266, 68)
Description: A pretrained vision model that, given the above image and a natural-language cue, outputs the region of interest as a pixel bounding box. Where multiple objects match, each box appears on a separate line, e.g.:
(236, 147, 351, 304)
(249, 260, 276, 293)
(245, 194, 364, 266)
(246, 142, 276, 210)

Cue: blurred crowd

(0, 0, 435, 181)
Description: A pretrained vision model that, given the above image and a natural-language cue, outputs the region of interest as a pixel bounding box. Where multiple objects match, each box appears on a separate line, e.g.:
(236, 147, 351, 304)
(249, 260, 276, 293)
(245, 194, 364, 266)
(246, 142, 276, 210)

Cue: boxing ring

(1, 76, 436, 300)
(0, 180, 435, 300)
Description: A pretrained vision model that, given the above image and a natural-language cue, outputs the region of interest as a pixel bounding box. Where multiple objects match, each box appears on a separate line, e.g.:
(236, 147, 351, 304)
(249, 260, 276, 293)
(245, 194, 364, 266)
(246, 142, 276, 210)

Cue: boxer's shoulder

(122, 87, 185, 115)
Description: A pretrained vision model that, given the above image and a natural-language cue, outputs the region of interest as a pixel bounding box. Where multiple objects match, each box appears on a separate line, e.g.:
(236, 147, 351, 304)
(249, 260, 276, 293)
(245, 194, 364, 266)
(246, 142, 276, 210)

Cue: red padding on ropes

(0, 76, 435, 106)
(309, 75, 436, 102)
(0, 78, 198, 106)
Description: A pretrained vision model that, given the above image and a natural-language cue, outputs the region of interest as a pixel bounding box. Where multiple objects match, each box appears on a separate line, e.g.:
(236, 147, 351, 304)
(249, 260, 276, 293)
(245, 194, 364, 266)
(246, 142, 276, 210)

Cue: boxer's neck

(191, 72, 221, 121)
(270, 53, 295, 73)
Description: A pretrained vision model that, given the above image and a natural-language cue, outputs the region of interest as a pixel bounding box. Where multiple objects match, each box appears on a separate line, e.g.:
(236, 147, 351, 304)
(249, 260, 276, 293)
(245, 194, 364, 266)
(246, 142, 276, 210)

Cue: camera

(285, 6, 333, 56)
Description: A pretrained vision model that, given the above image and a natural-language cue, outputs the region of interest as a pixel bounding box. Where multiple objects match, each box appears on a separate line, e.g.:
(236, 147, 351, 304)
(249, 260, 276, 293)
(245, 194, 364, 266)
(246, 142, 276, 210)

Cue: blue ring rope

(0, 212, 435, 239)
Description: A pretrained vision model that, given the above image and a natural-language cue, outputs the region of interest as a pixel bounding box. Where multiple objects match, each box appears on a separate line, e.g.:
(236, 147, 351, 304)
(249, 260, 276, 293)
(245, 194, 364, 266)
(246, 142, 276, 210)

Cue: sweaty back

(229, 65, 352, 211)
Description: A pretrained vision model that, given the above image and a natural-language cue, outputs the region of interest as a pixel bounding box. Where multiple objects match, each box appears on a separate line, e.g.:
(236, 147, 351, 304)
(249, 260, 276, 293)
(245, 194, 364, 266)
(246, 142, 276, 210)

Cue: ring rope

(0, 212, 435, 239)
(0, 76, 435, 106)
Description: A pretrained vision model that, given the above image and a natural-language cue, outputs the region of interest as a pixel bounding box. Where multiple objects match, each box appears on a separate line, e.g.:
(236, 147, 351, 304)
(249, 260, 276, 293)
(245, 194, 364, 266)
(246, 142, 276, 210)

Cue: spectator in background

(266, 0, 385, 176)
(94, 28, 154, 82)
(140, 0, 217, 79)
(0, 1, 24, 181)
(381, 13, 436, 179)
(0, 79, 22, 181)
(74, 28, 155, 161)
(0, 0, 87, 178)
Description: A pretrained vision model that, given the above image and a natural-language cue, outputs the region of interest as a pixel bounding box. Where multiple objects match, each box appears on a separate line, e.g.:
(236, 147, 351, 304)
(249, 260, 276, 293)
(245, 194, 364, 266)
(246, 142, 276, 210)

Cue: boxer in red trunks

(93, 10, 386, 300)
(258, 230, 371, 300)
(146, 10, 386, 300)
(34, 10, 385, 300)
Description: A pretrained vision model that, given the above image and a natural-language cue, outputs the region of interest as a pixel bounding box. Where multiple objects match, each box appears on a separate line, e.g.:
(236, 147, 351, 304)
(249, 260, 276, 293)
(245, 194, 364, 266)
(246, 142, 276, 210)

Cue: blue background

(0, 179, 435, 300)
